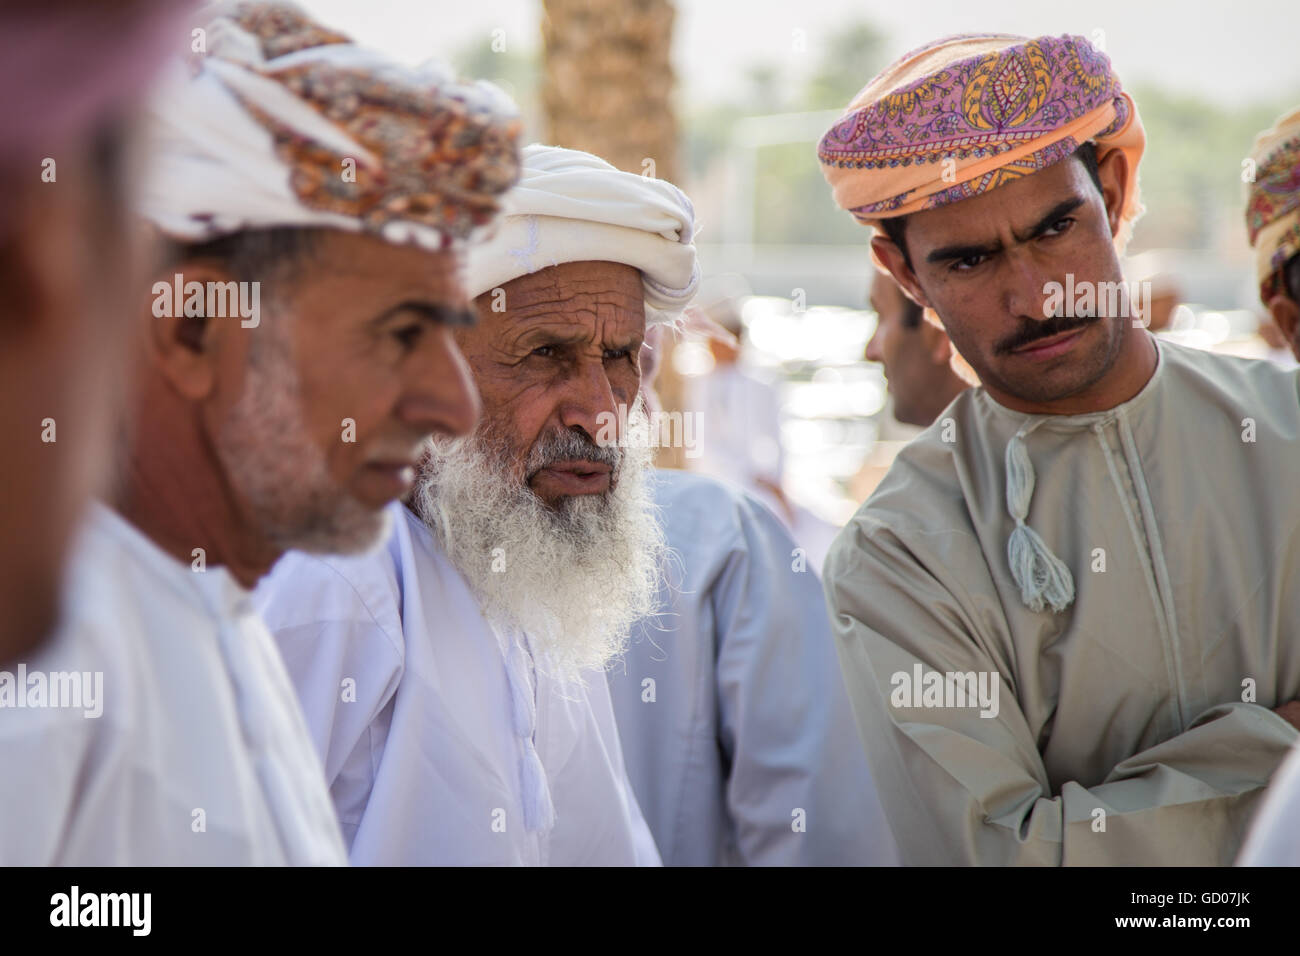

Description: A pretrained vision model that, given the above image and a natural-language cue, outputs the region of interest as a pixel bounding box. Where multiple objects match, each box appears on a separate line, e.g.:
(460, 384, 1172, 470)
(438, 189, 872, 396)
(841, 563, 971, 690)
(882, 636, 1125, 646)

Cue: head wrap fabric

(139, 1, 522, 250)
(818, 33, 1145, 250)
(1246, 107, 1300, 303)
(464, 144, 699, 320)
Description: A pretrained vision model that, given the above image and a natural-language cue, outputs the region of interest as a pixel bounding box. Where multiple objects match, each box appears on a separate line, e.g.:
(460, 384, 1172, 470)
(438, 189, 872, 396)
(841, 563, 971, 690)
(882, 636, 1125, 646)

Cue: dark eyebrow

(924, 195, 1089, 265)
(1016, 196, 1087, 242)
(374, 301, 478, 328)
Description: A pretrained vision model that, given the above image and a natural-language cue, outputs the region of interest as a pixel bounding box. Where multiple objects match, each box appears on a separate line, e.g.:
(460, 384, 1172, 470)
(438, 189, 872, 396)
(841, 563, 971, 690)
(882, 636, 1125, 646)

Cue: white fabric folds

(465, 144, 700, 317)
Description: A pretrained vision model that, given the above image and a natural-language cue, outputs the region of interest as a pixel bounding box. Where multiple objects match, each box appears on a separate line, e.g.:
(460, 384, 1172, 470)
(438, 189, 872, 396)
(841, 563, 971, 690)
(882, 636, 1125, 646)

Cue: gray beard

(410, 406, 665, 681)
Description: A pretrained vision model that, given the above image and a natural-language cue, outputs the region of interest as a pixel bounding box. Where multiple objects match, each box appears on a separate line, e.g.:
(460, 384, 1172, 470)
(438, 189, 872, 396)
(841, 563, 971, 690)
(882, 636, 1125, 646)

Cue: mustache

(525, 427, 623, 477)
(994, 313, 1097, 355)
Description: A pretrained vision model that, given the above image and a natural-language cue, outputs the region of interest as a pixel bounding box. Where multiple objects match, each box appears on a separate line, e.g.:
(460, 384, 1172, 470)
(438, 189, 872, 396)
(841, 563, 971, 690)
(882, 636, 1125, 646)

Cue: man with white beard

(0, 2, 519, 864)
(256, 144, 697, 864)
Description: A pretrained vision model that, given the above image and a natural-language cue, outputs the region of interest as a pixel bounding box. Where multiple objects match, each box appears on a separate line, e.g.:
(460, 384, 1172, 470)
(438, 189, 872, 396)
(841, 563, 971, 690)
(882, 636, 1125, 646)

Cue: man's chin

(283, 500, 393, 557)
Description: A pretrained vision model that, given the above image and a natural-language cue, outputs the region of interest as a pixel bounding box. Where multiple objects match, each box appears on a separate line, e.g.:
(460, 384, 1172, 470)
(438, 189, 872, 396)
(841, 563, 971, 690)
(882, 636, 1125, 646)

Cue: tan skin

(873, 151, 1300, 731)
(873, 150, 1157, 416)
(0, 143, 147, 663)
(119, 230, 480, 587)
(461, 260, 645, 508)
(1263, 288, 1300, 361)
(865, 270, 968, 428)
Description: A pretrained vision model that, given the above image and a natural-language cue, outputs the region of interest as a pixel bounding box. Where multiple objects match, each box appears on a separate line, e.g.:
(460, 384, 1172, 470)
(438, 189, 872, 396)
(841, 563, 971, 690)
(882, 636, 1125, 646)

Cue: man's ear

(1096, 147, 1131, 239)
(1266, 293, 1300, 362)
(146, 262, 234, 401)
(870, 236, 931, 310)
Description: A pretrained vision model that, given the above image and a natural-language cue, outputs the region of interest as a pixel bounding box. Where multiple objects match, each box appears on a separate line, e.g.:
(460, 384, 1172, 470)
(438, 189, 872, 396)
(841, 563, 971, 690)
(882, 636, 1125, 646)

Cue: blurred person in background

(1243, 107, 1300, 363)
(865, 269, 969, 428)
(1234, 105, 1300, 866)
(685, 274, 792, 523)
(603, 324, 899, 866)
(0, 0, 182, 665)
(0, 2, 514, 864)
(818, 32, 1300, 865)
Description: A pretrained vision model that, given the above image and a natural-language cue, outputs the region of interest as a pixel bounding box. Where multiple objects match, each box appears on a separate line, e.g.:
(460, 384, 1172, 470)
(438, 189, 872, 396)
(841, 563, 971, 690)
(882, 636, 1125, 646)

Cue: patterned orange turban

(818, 33, 1145, 250)
(1245, 107, 1300, 303)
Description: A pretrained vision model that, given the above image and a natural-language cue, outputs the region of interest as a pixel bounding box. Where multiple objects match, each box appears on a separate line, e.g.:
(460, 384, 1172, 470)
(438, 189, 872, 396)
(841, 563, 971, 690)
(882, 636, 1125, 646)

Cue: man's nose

(557, 359, 619, 443)
(1003, 252, 1058, 322)
(402, 330, 481, 440)
(865, 324, 885, 363)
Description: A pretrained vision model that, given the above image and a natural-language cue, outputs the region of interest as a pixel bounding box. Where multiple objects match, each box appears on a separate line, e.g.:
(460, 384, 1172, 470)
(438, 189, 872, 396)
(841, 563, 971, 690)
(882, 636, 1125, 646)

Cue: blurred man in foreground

(0, 2, 517, 864)
(818, 32, 1300, 865)
(256, 145, 695, 865)
(0, 0, 182, 664)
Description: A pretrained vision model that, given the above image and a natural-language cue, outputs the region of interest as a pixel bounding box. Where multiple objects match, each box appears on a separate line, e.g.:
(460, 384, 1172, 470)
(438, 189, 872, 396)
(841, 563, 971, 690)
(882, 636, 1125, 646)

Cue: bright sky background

(299, 0, 1300, 108)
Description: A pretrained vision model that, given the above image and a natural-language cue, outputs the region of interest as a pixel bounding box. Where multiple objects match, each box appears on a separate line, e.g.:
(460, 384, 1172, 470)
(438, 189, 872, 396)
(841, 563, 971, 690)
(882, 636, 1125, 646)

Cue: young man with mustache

(818, 32, 1300, 865)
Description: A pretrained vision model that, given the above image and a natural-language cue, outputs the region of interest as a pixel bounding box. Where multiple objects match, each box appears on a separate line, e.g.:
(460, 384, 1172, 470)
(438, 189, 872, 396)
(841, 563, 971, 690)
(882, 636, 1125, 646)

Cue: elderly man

(817, 33, 1300, 865)
(0, 2, 518, 864)
(604, 328, 898, 866)
(255, 144, 699, 865)
(865, 270, 969, 428)
(0, 0, 183, 665)
(1235, 107, 1300, 866)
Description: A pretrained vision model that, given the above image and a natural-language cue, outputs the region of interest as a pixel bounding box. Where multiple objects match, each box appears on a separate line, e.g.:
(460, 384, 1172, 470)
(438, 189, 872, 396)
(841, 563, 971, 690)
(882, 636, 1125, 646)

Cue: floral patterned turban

(1246, 107, 1300, 303)
(139, 1, 522, 249)
(818, 33, 1145, 250)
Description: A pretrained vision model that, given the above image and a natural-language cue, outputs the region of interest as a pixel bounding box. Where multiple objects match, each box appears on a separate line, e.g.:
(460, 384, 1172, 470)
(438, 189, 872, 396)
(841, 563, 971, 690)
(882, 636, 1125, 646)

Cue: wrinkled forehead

(488, 260, 647, 336)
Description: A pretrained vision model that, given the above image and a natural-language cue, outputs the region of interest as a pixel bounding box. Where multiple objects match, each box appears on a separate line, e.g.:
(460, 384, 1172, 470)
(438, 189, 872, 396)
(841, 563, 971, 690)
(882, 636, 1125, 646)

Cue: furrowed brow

(926, 238, 1003, 265)
(923, 194, 1090, 264)
(1014, 196, 1088, 243)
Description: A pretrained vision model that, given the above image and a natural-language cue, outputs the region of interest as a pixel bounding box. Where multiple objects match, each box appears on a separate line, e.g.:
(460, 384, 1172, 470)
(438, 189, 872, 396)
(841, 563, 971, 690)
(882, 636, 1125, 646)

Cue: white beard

(215, 321, 390, 556)
(411, 404, 666, 681)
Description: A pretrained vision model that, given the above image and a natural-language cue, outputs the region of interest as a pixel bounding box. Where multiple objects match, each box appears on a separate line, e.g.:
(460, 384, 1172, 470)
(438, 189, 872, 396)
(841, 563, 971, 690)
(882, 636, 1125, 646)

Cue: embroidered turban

(139, 1, 522, 249)
(463, 144, 700, 321)
(818, 33, 1145, 249)
(1245, 107, 1300, 303)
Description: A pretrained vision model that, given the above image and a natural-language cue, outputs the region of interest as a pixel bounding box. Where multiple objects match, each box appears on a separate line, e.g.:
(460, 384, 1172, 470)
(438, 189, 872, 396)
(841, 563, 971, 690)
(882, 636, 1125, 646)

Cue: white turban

(464, 144, 700, 319)
(138, 1, 521, 250)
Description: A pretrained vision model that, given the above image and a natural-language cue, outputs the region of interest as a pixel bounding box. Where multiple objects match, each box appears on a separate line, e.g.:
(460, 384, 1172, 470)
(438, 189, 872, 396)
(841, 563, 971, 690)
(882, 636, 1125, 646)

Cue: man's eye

(604, 347, 632, 361)
(951, 254, 987, 273)
(1043, 217, 1075, 237)
(531, 345, 556, 358)
(392, 325, 423, 349)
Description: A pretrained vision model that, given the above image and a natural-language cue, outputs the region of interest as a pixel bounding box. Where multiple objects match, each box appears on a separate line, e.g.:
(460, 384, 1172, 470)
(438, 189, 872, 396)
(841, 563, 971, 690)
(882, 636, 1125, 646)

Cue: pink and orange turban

(818, 33, 1145, 249)
(1245, 107, 1300, 303)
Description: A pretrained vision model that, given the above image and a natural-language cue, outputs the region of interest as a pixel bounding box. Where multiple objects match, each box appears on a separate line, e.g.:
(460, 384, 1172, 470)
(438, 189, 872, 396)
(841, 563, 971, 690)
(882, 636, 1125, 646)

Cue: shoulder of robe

(1159, 339, 1300, 434)
(823, 392, 984, 580)
(649, 468, 797, 573)
(254, 537, 404, 651)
